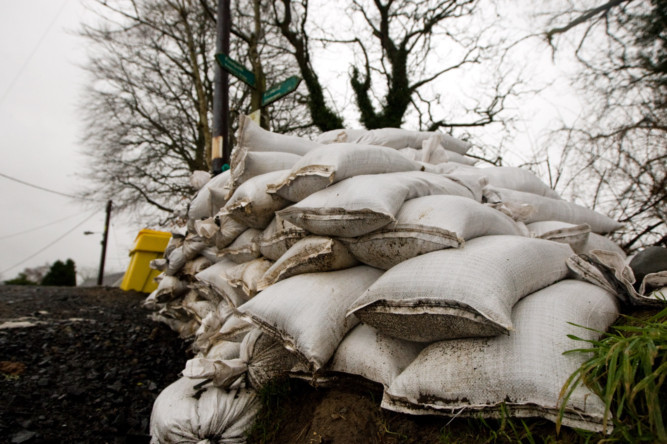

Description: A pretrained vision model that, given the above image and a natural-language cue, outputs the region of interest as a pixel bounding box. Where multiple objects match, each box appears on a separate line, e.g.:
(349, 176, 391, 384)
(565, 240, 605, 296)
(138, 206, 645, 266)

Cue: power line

(0, 0, 69, 107)
(0, 212, 85, 240)
(0, 171, 94, 201)
(0, 211, 99, 276)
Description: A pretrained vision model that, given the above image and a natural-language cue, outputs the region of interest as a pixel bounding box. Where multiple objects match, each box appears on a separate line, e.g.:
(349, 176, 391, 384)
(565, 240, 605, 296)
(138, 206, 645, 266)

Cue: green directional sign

(261, 76, 302, 107)
(216, 53, 256, 88)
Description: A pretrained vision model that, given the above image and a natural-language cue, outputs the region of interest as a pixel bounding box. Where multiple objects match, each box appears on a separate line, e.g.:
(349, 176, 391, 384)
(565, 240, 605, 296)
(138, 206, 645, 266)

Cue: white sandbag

(224, 170, 291, 229)
(149, 377, 260, 444)
(206, 340, 242, 361)
(352, 128, 472, 155)
(341, 195, 526, 269)
(398, 147, 422, 161)
(228, 150, 301, 195)
(237, 266, 383, 371)
(218, 228, 262, 264)
(450, 166, 561, 199)
(223, 258, 274, 299)
(328, 324, 424, 388)
(484, 186, 623, 233)
(267, 144, 423, 202)
(258, 215, 308, 261)
(235, 114, 321, 155)
(584, 233, 627, 258)
(193, 303, 236, 353)
(188, 170, 231, 221)
(190, 170, 211, 190)
(427, 145, 477, 166)
(382, 280, 619, 433)
(195, 258, 249, 307)
(278, 171, 481, 238)
(258, 236, 358, 290)
(348, 235, 572, 341)
(315, 128, 368, 144)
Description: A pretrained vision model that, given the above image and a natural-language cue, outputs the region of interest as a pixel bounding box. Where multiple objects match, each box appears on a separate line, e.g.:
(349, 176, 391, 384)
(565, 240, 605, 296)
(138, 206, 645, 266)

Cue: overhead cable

(0, 210, 99, 276)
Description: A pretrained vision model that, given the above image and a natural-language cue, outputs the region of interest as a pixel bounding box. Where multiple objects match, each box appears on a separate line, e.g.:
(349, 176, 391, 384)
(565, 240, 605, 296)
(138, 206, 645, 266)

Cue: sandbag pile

(146, 115, 665, 442)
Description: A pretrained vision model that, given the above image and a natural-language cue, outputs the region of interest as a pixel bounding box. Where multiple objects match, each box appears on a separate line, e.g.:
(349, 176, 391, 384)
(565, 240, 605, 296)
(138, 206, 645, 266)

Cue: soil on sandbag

(0, 285, 191, 444)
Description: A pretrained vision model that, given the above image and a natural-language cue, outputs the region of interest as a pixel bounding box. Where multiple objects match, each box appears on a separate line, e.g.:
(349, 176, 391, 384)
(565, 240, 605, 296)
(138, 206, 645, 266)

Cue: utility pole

(97, 200, 112, 286)
(211, 0, 231, 175)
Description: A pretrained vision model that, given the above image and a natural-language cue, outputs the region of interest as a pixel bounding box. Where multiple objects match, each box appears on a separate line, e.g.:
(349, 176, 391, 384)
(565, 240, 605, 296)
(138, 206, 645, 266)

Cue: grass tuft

(558, 305, 667, 442)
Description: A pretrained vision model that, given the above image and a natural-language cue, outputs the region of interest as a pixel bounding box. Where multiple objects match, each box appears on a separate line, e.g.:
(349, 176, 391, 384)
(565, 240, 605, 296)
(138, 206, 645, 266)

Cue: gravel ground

(0, 285, 191, 444)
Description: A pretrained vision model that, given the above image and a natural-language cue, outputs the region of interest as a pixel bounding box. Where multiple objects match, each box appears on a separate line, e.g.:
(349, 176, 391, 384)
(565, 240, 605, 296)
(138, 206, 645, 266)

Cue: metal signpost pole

(211, 0, 231, 175)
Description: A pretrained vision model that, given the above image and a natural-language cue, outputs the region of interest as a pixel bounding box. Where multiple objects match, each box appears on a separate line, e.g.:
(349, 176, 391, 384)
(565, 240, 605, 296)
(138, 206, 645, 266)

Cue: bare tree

(80, 0, 216, 221)
(535, 0, 666, 251)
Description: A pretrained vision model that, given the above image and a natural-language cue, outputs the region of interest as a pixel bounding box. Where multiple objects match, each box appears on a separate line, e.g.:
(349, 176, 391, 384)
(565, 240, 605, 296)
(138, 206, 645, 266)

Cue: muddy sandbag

(267, 144, 423, 202)
(188, 170, 231, 221)
(195, 258, 249, 307)
(328, 323, 424, 388)
(341, 195, 525, 269)
(237, 266, 383, 371)
(149, 377, 260, 444)
(567, 250, 667, 306)
(193, 215, 247, 250)
(224, 170, 291, 229)
(527, 221, 591, 252)
(258, 215, 309, 261)
(184, 328, 300, 390)
(484, 186, 623, 233)
(223, 258, 274, 299)
(347, 235, 572, 341)
(218, 228, 262, 264)
(193, 303, 237, 353)
(181, 256, 212, 277)
(258, 236, 359, 290)
(278, 171, 480, 238)
(212, 214, 250, 249)
(382, 280, 619, 433)
(165, 235, 208, 276)
(150, 275, 189, 304)
(527, 221, 626, 258)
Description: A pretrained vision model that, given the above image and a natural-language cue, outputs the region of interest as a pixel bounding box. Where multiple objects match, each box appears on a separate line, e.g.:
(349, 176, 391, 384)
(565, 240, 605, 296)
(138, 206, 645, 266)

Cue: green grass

(558, 305, 667, 442)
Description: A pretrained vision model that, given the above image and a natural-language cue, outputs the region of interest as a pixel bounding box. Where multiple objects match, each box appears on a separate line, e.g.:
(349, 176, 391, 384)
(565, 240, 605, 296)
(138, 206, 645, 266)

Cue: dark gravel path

(0, 285, 191, 444)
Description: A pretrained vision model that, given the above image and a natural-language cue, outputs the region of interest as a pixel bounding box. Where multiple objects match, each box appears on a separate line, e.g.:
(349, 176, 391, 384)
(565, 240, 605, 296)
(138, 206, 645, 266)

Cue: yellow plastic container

(120, 229, 171, 293)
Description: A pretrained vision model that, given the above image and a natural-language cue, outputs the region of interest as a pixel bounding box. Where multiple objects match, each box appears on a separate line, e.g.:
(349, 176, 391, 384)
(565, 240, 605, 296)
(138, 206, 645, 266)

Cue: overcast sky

(0, 0, 138, 282)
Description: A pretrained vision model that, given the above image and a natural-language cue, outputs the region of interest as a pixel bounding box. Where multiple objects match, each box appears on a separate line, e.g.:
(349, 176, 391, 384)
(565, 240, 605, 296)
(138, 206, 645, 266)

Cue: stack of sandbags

(146, 116, 644, 441)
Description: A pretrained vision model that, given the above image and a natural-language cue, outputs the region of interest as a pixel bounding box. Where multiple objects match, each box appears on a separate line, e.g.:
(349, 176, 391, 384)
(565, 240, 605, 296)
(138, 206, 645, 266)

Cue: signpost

(261, 76, 302, 107)
(215, 54, 256, 88)
(213, 52, 301, 171)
